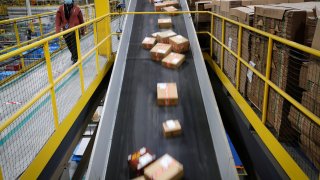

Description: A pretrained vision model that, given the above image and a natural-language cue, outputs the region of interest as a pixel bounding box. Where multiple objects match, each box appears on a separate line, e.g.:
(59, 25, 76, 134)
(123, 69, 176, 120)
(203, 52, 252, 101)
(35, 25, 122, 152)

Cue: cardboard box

(300, 135, 320, 169)
(164, 0, 180, 8)
(169, 35, 190, 53)
(155, 3, 166, 11)
(162, 52, 185, 69)
(158, 18, 173, 29)
(194, 1, 212, 23)
(162, 120, 182, 137)
(128, 147, 156, 173)
(142, 37, 157, 49)
(133, 176, 146, 180)
(307, 61, 320, 86)
(163, 6, 179, 16)
(157, 83, 178, 106)
(152, 32, 160, 38)
(220, 0, 242, 13)
(157, 30, 177, 44)
(144, 154, 184, 179)
(150, 43, 172, 61)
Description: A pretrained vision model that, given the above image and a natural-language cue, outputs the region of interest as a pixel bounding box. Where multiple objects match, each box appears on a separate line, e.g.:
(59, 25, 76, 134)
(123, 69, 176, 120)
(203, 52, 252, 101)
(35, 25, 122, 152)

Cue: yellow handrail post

(210, 14, 214, 57)
(220, 18, 225, 70)
(93, 22, 100, 73)
(14, 21, 26, 71)
(38, 15, 43, 38)
(0, 166, 3, 180)
(75, 30, 85, 94)
(44, 41, 59, 129)
(262, 37, 273, 124)
(94, 0, 112, 60)
(236, 26, 242, 90)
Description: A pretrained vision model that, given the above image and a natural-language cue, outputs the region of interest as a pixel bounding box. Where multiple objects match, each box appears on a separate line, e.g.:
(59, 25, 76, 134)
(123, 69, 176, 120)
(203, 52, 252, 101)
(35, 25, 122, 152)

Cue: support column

(94, 0, 112, 59)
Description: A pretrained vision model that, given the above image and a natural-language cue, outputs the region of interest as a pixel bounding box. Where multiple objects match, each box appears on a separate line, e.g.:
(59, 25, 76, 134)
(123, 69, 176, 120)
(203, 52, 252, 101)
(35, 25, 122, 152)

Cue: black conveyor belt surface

(106, 1, 221, 179)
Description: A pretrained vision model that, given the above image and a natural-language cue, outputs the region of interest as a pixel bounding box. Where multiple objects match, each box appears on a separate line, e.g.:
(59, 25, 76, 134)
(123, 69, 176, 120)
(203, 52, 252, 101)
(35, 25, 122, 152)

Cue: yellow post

(38, 15, 43, 37)
(0, 166, 3, 180)
(94, 0, 112, 60)
(75, 30, 85, 94)
(210, 14, 214, 57)
(44, 42, 59, 129)
(236, 26, 242, 90)
(220, 19, 225, 70)
(93, 22, 100, 73)
(262, 38, 273, 124)
(14, 21, 26, 70)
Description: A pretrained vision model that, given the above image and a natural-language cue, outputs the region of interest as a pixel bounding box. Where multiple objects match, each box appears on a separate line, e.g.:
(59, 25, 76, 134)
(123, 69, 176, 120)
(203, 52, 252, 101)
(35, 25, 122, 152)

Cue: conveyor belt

(105, 1, 221, 179)
(87, 0, 237, 179)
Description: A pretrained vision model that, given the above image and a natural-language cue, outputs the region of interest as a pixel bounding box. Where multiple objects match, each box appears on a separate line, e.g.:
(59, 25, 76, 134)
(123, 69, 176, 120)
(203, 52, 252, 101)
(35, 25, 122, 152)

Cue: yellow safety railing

(0, 4, 95, 86)
(0, 10, 319, 179)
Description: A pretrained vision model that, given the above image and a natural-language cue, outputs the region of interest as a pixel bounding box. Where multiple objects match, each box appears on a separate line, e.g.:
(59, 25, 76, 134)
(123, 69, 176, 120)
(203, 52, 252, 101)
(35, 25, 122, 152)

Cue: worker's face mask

(64, 0, 73, 5)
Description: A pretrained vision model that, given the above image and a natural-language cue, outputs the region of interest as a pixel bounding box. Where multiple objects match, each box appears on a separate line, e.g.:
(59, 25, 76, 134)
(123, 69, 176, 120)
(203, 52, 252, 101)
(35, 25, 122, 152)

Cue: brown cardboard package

(142, 37, 157, 49)
(150, 43, 172, 61)
(163, 6, 179, 16)
(169, 35, 190, 53)
(155, 3, 166, 11)
(157, 30, 177, 43)
(162, 52, 185, 69)
(162, 120, 182, 137)
(300, 135, 320, 169)
(157, 83, 178, 106)
(158, 18, 173, 29)
(164, 0, 180, 8)
(194, 1, 212, 24)
(133, 176, 146, 180)
(144, 154, 183, 180)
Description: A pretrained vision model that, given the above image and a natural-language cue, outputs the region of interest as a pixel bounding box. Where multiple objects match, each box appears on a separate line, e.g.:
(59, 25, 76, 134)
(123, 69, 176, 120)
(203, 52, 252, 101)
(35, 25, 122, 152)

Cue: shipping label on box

(169, 35, 190, 53)
(144, 154, 184, 180)
(162, 120, 182, 137)
(142, 37, 157, 49)
(150, 43, 172, 61)
(162, 52, 185, 69)
(158, 18, 173, 29)
(155, 2, 167, 11)
(128, 147, 156, 173)
(163, 6, 179, 16)
(157, 83, 178, 106)
(157, 30, 177, 43)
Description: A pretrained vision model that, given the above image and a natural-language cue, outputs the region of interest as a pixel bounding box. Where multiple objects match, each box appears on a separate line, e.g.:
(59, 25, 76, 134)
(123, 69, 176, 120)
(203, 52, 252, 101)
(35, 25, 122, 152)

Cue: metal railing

(0, 10, 319, 179)
(0, 10, 113, 179)
(0, 4, 95, 85)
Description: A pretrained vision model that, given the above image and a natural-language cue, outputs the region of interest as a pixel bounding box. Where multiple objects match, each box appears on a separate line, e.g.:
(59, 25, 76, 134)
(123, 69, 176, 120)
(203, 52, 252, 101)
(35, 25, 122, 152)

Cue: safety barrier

(0, 10, 113, 179)
(0, 9, 319, 179)
(0, 4, 95, 85)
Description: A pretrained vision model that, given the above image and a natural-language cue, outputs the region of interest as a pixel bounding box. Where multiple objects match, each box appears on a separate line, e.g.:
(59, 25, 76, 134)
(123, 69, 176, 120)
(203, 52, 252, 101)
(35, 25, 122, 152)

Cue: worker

(55, 0, 84, 64)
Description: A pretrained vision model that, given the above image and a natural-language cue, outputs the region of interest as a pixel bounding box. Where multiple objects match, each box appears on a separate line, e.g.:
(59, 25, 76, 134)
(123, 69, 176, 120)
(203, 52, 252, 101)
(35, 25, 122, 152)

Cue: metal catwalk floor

(0, 18, 121, 179)
(105, 1, 221, 179)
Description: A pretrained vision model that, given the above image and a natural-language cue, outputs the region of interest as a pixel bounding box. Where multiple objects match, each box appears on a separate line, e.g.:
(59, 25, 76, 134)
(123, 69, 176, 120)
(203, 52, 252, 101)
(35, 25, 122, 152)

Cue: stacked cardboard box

(195, 1, 212, 24)
(247, 5, 307, 138)
(150, 43, 172, 61)
(169, 35, 190, 53)
(157, 30, 177, 43)
(224, 6, 254, 95)
(162, 52, 186, 69)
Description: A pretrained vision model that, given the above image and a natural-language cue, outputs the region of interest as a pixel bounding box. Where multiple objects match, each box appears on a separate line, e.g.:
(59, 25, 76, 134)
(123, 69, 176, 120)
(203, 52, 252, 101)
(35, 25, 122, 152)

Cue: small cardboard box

(162, 120, 182, 137)
(150, 43, 172, 61)
(163, 6, 178, 16)
(128, 147, 156, 173)
(156, 30, 177, 43)
(157, 83, 178, 106)
(155, 2, 166, 11)
(144, 154, 184, 179)
(161, 52, 185, 69)
(158, 18, 173, 29)
(169, 35, 190, 53)
(164, 0, 180, 8)
(142, 37, 157, 49)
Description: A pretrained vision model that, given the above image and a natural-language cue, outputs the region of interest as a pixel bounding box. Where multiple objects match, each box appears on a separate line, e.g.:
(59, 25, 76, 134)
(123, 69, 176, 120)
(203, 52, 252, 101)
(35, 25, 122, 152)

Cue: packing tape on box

(172, 58, 179, 64)
(138, 153, 153, 170)
(165, 85, 170, 105)
(158, 49, 166, 54)
(160, 154, 173, 169)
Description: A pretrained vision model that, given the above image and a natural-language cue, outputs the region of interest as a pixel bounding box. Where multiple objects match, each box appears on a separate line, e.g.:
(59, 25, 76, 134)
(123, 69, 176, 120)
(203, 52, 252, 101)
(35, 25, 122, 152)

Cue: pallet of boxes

(129, 0, 190, 179)
(288, 7, 320, 170)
